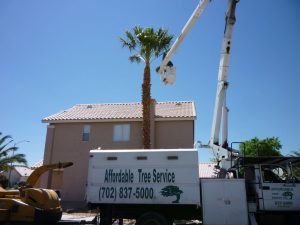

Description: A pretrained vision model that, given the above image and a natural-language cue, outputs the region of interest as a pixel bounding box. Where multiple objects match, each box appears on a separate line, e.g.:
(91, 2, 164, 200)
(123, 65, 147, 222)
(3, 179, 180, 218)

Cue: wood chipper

(0, 162, 73, 224)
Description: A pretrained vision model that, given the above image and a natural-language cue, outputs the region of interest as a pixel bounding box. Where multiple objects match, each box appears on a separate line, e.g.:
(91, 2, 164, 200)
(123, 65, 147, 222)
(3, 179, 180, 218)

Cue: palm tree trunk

(142, 63, 151, 149)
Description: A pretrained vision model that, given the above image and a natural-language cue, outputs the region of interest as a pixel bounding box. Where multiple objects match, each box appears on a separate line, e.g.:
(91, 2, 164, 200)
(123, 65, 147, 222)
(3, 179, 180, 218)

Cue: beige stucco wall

(41, 119, 194, 207)
(155, 120, 194, 149)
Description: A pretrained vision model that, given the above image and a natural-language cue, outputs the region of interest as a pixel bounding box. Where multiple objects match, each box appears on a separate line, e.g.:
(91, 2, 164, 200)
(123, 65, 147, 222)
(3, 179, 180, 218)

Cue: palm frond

(120, 37, 134, 50)
(154, 28, 173, 58)
(0, 153, 27, 168)
(120, 26, 173, 65)
(0, 146, 17, 158)
(10, 153, 28, 165)
(0, 134, 13, 146)
(129, 55, 142, 63)
(0, 143, 12, 152)
(0, 132, 27, 170)
(125, 31, 137, 49)
(133, 26, 143, 37)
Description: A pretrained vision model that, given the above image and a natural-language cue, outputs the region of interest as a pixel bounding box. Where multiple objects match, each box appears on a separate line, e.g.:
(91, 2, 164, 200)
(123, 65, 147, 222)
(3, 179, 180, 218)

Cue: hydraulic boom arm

(156, 0, 239, 164)
(156, 0, 211, 84)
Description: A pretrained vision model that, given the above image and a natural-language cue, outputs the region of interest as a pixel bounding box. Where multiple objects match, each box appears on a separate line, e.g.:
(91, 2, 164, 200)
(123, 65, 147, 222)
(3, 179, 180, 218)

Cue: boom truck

(86, 0, 300, 225)
(0, 162, 73, 224)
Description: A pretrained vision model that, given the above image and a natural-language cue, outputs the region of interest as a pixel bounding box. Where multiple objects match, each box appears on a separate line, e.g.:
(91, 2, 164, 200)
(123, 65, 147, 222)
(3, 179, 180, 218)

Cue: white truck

(86, 150, 300, 225)
(86, 0, 300, 224)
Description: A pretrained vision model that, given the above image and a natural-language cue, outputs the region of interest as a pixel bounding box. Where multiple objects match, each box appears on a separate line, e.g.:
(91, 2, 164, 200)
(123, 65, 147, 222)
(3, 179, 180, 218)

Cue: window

(82, 125, 91, 141)
(262, 165, 288, 183)
(113, 124, 130, 142)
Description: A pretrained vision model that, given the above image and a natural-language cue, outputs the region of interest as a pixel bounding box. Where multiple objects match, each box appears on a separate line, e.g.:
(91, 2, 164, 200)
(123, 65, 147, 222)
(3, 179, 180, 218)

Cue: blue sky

(1, 0, 299, 165)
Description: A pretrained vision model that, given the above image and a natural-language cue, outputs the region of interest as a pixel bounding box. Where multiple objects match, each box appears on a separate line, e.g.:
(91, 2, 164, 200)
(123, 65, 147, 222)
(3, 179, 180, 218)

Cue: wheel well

(136, 211, 172, 225)
(96, 204, 201, 222)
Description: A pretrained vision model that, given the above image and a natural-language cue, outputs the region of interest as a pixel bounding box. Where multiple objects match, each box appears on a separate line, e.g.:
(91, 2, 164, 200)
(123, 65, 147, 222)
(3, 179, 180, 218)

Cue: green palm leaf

(0, 132, 27, 171)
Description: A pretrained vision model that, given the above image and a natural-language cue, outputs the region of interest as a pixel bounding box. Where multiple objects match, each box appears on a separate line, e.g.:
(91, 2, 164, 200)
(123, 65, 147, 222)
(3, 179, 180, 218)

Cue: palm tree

(120, 26, 173, 149)
(0, 132, 27, 172)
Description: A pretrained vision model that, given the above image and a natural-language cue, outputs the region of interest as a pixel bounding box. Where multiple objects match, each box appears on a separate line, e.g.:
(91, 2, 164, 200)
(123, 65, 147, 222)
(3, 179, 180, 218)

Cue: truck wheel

(136, 212, 171, 225)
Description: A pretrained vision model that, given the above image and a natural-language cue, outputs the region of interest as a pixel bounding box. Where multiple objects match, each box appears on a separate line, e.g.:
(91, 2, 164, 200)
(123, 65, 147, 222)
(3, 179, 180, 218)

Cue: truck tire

(136, 212, 171, 225)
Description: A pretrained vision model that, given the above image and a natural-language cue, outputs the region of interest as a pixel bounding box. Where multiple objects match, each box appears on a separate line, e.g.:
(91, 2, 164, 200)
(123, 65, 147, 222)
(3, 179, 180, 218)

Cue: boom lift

(157, 0, 239, 170)
(85, 1, 300, 225)
(0, 162, 73, 224)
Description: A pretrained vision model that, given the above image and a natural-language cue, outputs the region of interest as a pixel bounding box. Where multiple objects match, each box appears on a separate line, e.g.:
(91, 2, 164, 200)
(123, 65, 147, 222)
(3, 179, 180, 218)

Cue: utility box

(201, 179, 248, 225)
(86, 149, 200, 205)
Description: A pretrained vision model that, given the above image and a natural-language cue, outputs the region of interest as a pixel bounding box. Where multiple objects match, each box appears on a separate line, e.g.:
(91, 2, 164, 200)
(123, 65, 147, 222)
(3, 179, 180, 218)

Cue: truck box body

(86, 149, 200, 205)
(201, 179, 248, 225)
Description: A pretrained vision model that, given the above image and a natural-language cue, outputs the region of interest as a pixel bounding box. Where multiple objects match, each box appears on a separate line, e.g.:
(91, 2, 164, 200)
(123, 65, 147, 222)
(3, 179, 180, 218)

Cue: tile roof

(42, 101, 196, 123)
(14, 166, 33, 177)
(31, 160, 43, 169)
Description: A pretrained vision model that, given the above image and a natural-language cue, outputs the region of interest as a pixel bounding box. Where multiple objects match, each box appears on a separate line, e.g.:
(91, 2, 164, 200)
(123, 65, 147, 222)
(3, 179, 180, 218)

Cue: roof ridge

(75, 101, 194, 106)
(156, 100, 194, 104)
(75, 102, 141, 106)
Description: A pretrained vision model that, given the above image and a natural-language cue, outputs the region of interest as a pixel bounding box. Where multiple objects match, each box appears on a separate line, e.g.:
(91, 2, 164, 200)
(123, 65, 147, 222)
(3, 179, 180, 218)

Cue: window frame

(82, 125, 91, 142)
(113, 124, 130, 142)
(261, 165, 288, 183)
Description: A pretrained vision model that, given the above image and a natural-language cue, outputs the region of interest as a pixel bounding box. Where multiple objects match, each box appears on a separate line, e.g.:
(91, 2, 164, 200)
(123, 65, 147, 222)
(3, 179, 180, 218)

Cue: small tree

(240, 137, 282, 157)
(0, 132, 27, 172)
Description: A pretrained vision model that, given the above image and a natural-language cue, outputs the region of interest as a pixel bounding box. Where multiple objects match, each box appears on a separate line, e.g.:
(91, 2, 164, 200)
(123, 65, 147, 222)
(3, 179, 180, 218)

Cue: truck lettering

(99, 186, 154, 201)
(153, 169, 175, 183)
(103, 168, 176, 184)
(138, 169, 151, 183)
(104, 169, 134, 183)
(274, 201, 293, 208)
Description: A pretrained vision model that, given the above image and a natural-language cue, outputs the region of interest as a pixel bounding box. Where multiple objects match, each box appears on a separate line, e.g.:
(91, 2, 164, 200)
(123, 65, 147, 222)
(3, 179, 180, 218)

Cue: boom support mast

(210, 0, 237, 151)
(208, 0, 239, 163)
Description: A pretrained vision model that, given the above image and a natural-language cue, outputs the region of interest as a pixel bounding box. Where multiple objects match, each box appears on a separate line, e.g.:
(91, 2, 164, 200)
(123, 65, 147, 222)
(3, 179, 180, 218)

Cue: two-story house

(41, 101, 196, 208)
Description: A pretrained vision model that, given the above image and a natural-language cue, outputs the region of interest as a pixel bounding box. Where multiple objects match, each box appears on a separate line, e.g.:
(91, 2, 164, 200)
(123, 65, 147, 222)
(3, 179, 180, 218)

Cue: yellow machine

(0, 162, 73, 224)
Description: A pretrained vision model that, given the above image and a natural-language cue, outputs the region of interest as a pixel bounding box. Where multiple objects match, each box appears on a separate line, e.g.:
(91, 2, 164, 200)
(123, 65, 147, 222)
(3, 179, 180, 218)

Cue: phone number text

(99, 187, 154, 201)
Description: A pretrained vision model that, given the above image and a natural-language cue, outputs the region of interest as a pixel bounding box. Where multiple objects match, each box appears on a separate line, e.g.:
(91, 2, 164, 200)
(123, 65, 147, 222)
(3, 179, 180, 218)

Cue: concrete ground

(61, 212, 201, 225)
(61, 211, 98, 223)
(61, 213, 136, 225)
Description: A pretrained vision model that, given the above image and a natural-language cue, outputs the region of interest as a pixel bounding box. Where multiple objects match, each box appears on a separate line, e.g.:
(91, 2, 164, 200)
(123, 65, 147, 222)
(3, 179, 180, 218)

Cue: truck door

(259, 164, 300, 211)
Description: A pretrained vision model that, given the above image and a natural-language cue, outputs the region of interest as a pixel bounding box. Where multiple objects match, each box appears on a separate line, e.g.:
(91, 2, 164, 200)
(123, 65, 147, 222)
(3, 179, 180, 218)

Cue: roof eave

(42, 116, 196, 124)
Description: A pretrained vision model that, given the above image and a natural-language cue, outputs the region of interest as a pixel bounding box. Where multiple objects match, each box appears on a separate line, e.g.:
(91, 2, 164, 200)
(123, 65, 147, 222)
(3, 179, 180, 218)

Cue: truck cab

(258, 163, 300, 211)
(235, 157, 300, 213)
